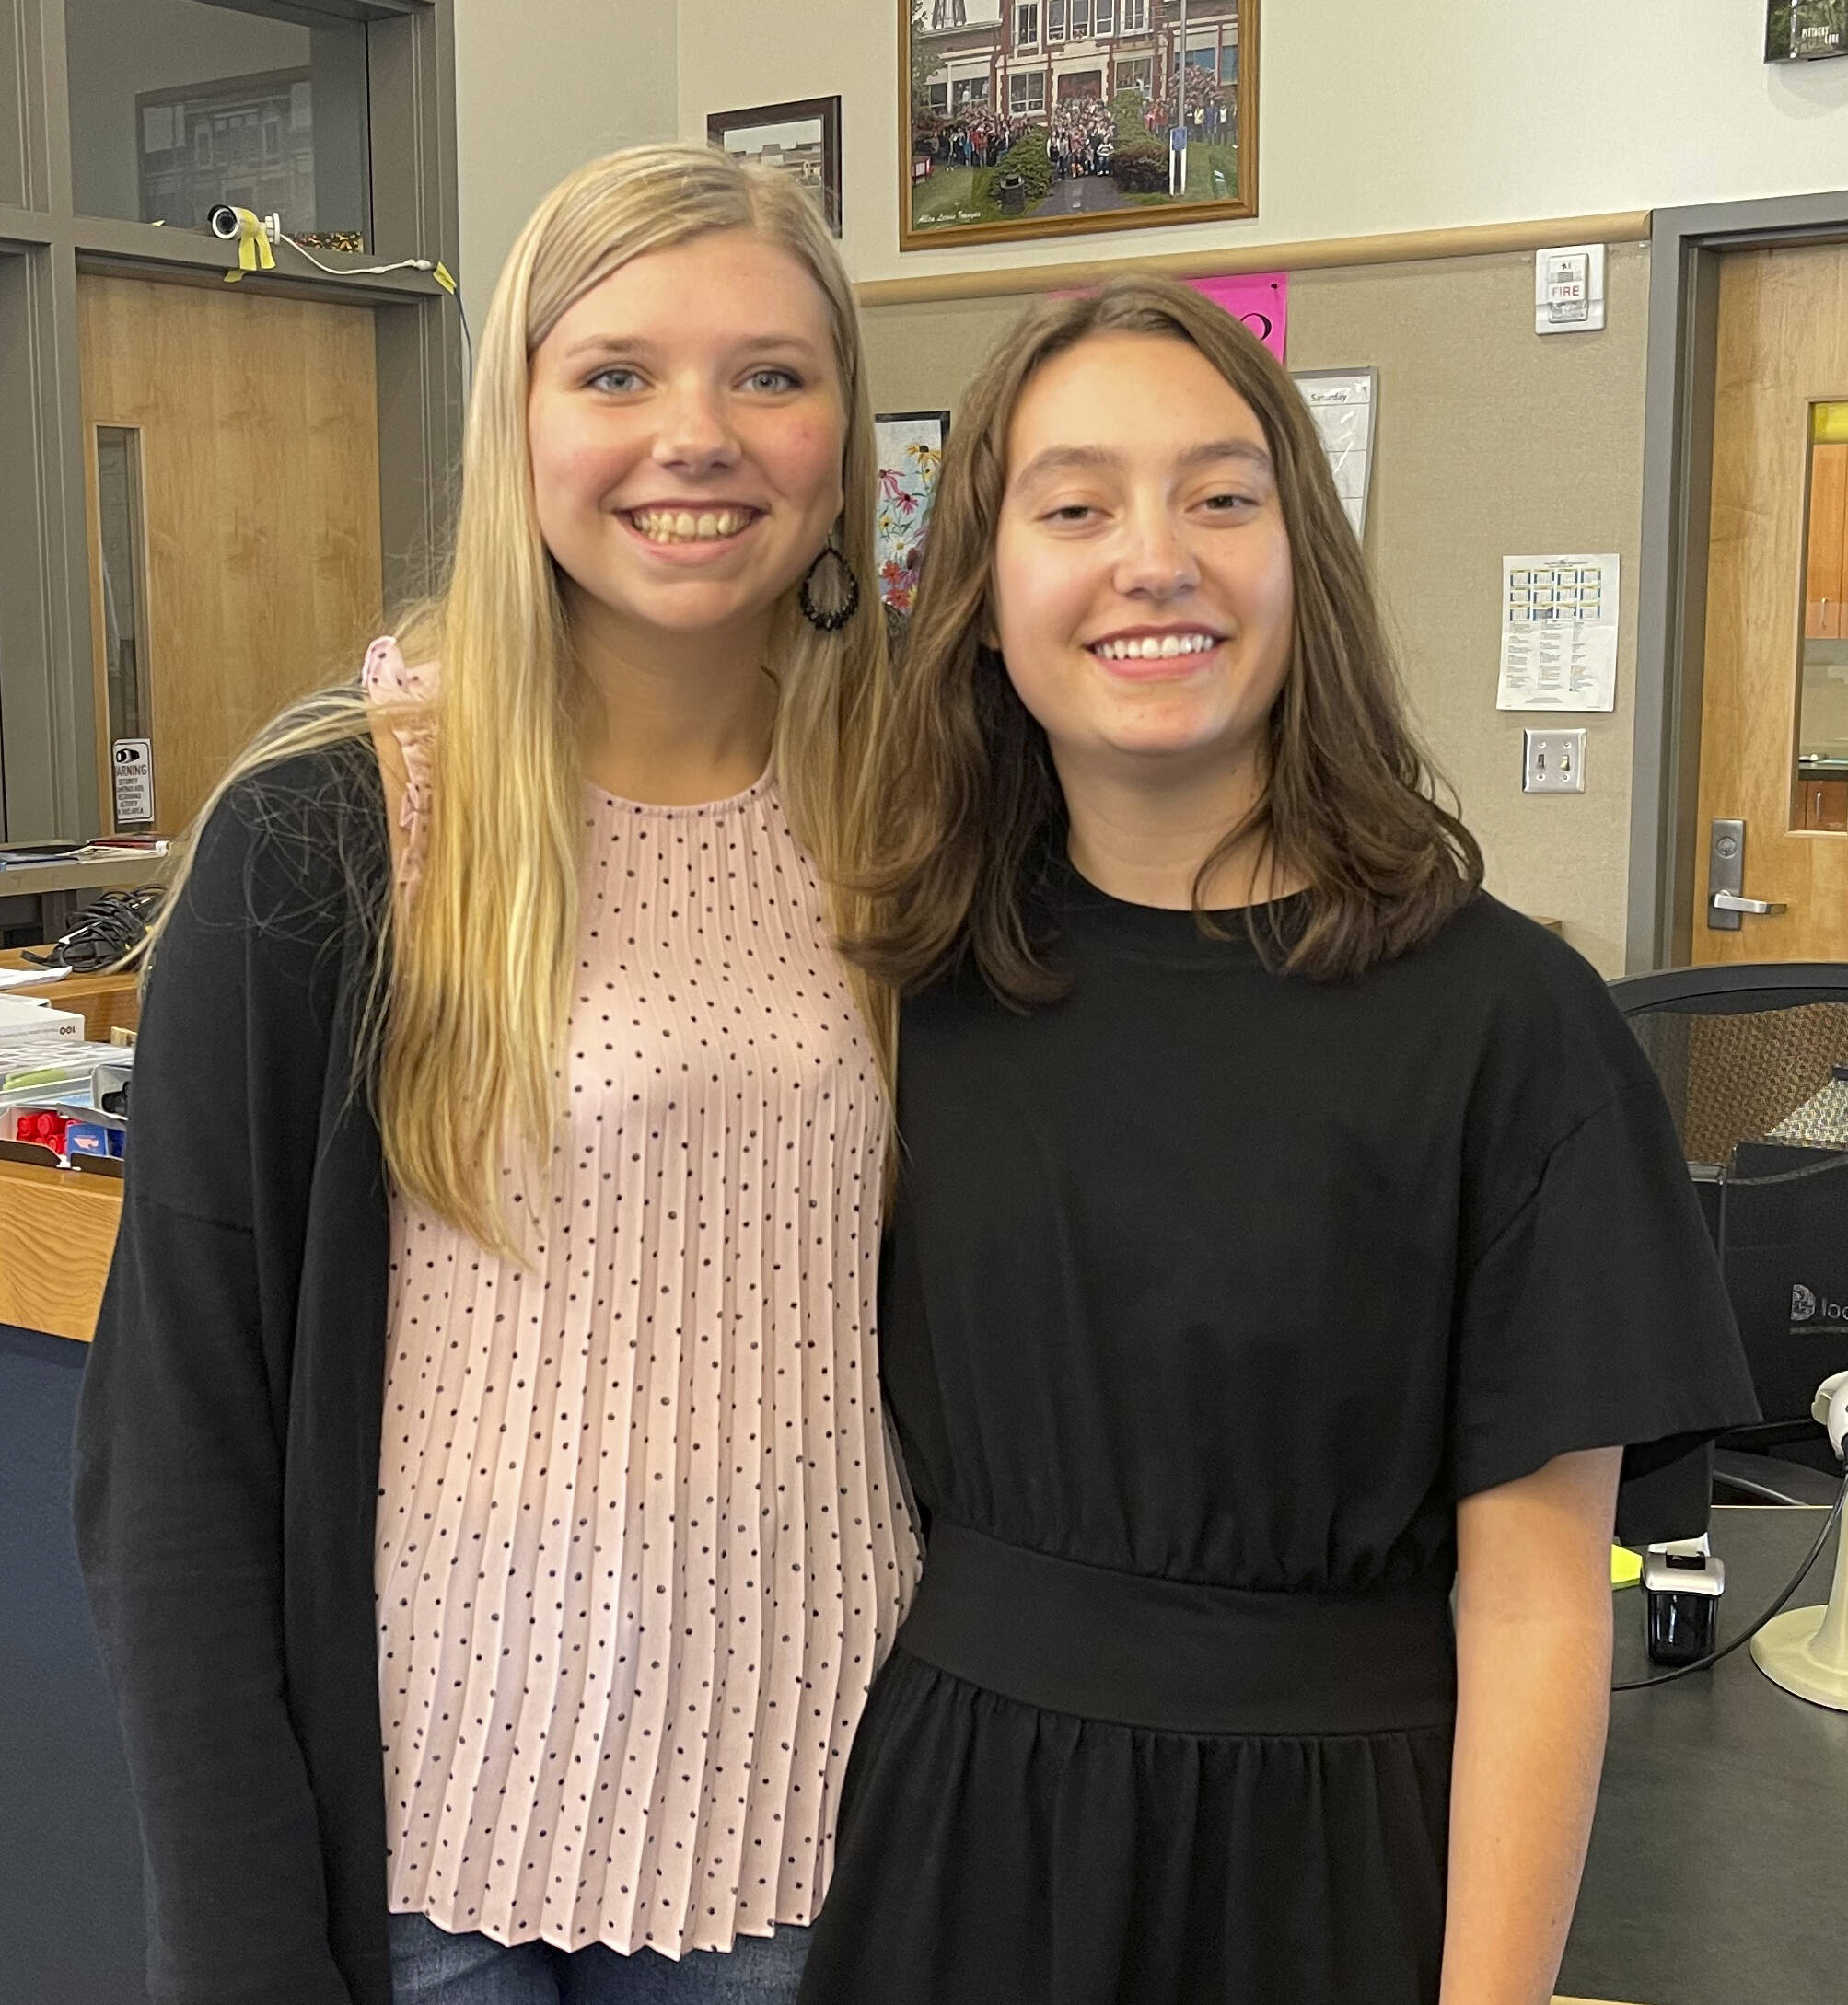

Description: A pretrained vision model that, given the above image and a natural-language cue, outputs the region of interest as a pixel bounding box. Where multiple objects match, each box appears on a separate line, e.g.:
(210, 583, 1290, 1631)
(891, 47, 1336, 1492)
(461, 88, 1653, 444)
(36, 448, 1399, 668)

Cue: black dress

(800, 878, 1758, 2005)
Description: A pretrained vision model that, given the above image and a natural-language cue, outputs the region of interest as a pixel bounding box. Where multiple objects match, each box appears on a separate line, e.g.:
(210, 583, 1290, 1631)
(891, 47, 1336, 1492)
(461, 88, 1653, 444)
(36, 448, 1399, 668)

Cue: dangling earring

(799, 531, 862, 633)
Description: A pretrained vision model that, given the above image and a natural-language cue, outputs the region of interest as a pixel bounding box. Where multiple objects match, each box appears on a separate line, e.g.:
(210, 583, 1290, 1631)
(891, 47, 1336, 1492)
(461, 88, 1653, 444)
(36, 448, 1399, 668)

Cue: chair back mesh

(1616, 970, 1848, 1438)
(1628, 1002, 1848, 1165)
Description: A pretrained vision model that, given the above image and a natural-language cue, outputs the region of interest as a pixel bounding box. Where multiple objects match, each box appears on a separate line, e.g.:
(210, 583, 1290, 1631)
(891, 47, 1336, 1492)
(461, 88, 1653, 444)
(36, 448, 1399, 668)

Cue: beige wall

(862, 242, 1650, 972)
(454, 1, 679, 332)
(677, 2, 1848, 287)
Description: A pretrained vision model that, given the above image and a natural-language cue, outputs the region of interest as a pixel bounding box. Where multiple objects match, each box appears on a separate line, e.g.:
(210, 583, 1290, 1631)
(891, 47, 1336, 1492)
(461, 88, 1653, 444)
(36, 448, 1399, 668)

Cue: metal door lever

(1706, 818, 1788, 931)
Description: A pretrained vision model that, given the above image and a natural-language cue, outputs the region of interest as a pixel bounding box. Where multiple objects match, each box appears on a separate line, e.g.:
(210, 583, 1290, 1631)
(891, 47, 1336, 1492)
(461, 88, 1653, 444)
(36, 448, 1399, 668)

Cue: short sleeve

(1450, 1078, 1761, 1501)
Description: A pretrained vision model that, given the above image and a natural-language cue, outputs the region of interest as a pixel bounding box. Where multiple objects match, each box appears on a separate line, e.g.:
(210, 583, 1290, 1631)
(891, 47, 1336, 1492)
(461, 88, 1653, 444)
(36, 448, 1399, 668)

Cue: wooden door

(1694, 244, 1848, 962)
(77, 273, 383, 837)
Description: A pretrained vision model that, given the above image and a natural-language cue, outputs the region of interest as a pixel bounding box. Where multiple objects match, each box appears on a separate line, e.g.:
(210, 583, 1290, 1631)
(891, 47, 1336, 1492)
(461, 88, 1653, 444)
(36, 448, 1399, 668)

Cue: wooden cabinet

(0, 1160, 121, 1343)
(1806, 441, 1848, 638)
(1798, 775, 1848, 829)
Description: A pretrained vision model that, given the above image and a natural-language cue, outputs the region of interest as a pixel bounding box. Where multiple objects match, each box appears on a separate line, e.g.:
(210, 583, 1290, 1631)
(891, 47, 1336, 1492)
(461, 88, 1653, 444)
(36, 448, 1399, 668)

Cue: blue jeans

(388, 1913, 810, 2005)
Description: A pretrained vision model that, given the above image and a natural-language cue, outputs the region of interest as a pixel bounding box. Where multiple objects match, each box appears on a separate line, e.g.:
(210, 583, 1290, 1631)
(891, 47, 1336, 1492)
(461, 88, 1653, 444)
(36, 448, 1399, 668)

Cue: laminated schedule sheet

(1495, 553, 1620, 712)
(1293, 369, 1376, 540)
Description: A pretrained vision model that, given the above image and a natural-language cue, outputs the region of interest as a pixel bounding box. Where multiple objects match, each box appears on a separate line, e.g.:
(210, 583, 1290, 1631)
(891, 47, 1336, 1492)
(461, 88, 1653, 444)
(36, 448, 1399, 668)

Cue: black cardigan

(74, 747, 398, 2005)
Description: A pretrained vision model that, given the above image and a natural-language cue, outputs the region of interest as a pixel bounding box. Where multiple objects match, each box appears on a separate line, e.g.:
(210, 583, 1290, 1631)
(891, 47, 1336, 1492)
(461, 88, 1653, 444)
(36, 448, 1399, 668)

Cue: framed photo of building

(1766, 4, 1848, 63)
(708, 95, 843, 235)
(901, 0, 1258, 250)
(875, 411, 950, 615)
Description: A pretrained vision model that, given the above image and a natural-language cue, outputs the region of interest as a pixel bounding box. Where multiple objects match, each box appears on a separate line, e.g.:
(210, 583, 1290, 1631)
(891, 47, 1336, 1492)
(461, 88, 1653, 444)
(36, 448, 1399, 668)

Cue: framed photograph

(875, 411, 950, 615)
(708, 95, 843, 236)
(1766, 3, 1848, 62)
(901, 0, 1258, 251)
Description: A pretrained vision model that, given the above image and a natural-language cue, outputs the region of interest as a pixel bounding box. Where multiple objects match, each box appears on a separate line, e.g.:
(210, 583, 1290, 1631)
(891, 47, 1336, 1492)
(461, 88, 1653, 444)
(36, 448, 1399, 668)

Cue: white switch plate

(1524, 728, 1586, 793)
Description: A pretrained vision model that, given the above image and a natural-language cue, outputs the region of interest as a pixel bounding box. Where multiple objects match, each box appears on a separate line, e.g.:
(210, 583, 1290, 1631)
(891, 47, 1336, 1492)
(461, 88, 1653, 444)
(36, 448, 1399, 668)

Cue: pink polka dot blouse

(365, 641, 920, 1958)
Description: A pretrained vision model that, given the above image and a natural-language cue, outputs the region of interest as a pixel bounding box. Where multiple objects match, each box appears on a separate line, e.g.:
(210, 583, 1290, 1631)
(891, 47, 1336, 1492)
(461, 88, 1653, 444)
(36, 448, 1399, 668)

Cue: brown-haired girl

(796, 278, 1755, 2005)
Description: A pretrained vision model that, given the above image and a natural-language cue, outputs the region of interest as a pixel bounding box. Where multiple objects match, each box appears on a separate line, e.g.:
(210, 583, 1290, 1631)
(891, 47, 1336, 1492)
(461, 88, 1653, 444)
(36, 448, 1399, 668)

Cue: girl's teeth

(1096, 634, 1216, 660)
(633, 509, 750, 542)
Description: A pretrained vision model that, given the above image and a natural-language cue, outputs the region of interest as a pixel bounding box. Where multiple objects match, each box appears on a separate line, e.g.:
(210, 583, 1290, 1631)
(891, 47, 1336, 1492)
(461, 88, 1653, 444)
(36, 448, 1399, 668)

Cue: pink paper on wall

(1186, 273, 1288, 362)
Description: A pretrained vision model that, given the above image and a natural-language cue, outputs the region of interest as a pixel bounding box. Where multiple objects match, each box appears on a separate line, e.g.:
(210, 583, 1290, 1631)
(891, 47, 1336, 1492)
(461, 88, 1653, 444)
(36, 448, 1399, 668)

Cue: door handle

(1706, 817, 1787, 932)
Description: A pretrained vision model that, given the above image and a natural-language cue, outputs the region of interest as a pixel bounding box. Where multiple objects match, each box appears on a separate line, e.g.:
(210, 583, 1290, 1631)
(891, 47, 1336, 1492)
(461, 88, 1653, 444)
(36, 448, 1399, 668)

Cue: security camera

(208, 204, 242, 239)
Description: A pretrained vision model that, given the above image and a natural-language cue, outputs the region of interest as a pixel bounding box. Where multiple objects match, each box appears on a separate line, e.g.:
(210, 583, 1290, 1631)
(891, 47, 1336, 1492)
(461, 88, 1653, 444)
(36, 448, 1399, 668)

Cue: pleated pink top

(366, 640, 920, 1959)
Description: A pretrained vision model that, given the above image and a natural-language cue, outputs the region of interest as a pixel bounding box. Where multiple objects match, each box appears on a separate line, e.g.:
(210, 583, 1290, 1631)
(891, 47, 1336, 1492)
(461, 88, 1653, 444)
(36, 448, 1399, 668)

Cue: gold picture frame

(901, 0, 1258, 252)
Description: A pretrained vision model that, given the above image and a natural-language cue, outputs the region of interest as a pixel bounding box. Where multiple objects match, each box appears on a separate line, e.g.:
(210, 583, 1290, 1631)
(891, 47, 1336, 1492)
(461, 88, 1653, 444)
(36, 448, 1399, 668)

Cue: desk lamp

(1750, 1369, 1848, 1709)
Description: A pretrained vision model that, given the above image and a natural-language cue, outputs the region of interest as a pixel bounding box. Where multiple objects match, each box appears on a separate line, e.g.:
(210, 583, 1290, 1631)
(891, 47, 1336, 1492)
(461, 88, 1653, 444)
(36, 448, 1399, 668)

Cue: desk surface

(1560, 1503, 1848, 2005)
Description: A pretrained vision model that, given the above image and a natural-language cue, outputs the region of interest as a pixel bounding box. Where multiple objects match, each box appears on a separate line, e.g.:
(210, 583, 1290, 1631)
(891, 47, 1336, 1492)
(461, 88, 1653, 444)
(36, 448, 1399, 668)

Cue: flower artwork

(874, 412, 950, 615)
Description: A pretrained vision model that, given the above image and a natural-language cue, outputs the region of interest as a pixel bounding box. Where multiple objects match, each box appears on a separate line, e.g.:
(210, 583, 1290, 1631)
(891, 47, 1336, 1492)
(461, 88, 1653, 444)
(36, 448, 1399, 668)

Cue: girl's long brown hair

(848, 275, 1482, 1005)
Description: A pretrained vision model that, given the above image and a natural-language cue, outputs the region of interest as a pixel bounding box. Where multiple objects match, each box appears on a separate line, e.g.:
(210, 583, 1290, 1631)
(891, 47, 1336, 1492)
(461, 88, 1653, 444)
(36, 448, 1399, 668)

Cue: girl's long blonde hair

(147, 144, 893, 1249)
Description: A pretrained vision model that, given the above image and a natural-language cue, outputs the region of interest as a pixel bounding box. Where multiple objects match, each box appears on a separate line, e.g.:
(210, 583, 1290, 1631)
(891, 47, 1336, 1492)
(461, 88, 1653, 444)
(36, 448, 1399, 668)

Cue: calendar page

(1495, 553, 1620, 712)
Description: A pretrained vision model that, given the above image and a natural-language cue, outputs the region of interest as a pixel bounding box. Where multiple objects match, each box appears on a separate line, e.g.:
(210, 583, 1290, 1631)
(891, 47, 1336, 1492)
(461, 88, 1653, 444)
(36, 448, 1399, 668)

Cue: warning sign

(112, 738, 155, 824)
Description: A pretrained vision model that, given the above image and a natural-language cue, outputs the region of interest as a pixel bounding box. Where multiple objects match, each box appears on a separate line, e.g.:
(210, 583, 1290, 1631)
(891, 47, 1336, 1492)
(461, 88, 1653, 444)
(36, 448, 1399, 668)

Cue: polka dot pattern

(365, 643, 920, 1959)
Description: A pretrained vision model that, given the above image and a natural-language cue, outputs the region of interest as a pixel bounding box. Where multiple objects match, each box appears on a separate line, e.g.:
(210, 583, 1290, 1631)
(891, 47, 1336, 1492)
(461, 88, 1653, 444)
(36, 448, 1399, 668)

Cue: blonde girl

(75, 145, 917, 2005)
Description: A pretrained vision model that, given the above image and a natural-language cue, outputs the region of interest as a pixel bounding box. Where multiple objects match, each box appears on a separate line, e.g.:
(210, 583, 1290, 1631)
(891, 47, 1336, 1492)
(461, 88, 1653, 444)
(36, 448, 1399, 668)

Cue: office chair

(1610, 962, 1848, 1508)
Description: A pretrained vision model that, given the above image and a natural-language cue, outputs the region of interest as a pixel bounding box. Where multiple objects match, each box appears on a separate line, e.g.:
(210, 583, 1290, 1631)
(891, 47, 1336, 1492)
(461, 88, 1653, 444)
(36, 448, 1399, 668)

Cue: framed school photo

(901, 0, 1259, 251)
(708, 95, 843, 235)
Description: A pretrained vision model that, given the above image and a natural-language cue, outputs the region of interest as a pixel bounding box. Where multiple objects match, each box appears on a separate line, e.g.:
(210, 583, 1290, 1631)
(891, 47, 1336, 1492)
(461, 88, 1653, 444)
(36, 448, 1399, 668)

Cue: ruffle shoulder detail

(360, 635, 436, 894)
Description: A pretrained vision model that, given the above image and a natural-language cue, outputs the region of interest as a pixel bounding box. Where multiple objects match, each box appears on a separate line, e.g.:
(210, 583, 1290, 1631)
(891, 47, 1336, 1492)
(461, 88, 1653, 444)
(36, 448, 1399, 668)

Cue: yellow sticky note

(1610, 1545, 1643, 1589)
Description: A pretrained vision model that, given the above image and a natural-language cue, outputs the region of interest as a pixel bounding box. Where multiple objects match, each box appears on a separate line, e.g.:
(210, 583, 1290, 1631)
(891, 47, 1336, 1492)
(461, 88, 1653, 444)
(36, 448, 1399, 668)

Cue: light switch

(1523, 728, 1586, 794)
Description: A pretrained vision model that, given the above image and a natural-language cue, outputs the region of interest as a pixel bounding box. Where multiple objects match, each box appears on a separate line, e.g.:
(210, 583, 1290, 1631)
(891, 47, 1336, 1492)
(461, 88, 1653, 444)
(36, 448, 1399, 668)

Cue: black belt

(898, 1523, 1457, 1736)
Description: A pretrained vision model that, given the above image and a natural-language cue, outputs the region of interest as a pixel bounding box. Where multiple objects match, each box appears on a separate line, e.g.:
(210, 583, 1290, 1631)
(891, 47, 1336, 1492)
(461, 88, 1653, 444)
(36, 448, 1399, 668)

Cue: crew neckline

(583, 760, 775, 818)
(1052, 852, 1311, 967)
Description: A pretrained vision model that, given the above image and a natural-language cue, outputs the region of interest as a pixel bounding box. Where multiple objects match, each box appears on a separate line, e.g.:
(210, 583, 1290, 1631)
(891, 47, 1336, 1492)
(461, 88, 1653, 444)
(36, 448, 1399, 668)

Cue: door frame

(0, 0, 461, 846)
(1629, 189, 1848, 972)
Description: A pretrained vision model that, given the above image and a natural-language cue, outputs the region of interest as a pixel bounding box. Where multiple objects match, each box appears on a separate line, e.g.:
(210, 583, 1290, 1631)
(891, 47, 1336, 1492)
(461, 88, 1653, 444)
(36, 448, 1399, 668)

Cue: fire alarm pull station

(1536, 245, 1606, 334)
